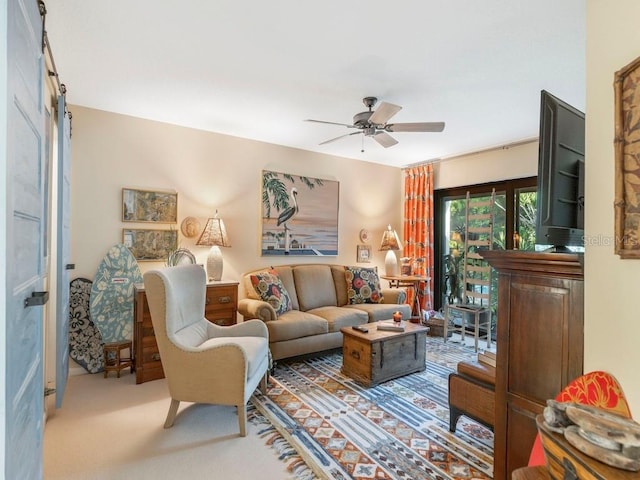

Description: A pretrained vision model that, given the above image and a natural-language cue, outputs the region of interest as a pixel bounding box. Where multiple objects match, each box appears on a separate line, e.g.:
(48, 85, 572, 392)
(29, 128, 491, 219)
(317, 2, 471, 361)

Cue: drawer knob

(350, 350, 360, 360)
(206, 295, 232, 305)
(151, 353, 161, 361)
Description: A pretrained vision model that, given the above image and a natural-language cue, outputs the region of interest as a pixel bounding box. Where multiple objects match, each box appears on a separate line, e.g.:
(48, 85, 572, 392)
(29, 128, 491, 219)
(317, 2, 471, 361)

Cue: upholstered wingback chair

(143, 265, 269, 437)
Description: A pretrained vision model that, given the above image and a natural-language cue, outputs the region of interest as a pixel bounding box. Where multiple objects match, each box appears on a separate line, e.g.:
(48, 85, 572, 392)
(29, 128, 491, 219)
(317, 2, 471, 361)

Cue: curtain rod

(403, 137, 538, 169)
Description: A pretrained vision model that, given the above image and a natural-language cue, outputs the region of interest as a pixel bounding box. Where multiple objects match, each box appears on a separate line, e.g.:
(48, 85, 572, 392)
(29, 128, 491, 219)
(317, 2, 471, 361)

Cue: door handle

(65, 263, 75, 270)
(24, 291, 49, 308)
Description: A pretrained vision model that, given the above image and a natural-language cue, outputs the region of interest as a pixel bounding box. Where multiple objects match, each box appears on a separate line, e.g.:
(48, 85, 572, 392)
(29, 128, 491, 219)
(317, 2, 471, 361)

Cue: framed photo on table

(357, 244, 371, 263)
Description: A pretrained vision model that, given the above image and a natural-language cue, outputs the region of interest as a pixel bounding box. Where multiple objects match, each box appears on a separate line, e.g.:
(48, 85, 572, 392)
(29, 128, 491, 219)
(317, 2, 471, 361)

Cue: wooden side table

(103, 341, 133, 378)
(204, 281, 239, 326)
(133, 281, 239, 384)
(381, 275, 430, 322)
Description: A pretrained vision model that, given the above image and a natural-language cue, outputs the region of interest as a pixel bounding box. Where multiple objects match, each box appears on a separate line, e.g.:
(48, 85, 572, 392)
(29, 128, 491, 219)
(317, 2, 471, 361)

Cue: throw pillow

(250, 269, 293, 315)
(345, 266, 384, 304)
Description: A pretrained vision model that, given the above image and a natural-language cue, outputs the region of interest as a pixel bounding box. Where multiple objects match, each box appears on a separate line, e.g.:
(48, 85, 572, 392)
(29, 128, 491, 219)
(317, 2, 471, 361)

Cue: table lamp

(196, 210, 231, 281)
(379, 224, 401, 276)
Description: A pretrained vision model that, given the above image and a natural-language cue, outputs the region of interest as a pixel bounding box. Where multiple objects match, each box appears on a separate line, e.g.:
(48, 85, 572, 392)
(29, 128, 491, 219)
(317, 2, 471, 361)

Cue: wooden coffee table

(340, 321, 428, 387)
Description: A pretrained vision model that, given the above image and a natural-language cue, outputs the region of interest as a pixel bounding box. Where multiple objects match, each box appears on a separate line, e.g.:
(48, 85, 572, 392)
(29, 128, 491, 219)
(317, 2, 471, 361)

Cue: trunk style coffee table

(341, 321, 428, 387)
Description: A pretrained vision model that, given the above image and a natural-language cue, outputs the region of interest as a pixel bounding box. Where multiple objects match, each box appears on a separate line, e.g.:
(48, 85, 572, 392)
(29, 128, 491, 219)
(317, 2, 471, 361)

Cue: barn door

(55, 94, 71, 408)
(3, 0, 48, 477)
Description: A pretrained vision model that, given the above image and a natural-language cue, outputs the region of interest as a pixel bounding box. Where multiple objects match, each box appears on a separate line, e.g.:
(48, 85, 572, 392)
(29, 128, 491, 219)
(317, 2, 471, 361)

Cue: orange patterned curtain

(403, 164, 434, 313)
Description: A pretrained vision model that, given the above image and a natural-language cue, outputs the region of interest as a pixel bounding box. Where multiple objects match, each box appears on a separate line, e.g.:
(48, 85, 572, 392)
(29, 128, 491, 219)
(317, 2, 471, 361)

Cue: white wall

(434, 140, 538, 190)
(70, 106, 404, 298)
(585, 0, 640, 415)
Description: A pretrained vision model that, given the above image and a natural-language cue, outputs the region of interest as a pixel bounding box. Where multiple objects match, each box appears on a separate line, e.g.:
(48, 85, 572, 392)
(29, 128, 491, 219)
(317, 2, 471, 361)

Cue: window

(515, 187, 538, 251)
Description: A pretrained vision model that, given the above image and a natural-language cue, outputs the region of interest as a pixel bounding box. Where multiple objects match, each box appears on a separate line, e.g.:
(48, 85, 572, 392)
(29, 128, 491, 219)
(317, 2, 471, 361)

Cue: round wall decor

(359, 228, 371, 243)
(181, 216, 201, 238)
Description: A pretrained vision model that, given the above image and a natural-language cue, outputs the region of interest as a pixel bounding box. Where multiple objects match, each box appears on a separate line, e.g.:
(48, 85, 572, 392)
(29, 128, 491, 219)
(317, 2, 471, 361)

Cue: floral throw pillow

(345, 266, 384, 304)
(250, 269, 293, 315)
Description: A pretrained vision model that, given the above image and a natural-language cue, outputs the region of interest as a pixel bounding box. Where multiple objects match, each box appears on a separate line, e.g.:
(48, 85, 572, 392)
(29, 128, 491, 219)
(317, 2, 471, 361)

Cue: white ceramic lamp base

(384, 250, 399, 277)
(206, 245, 223, 281)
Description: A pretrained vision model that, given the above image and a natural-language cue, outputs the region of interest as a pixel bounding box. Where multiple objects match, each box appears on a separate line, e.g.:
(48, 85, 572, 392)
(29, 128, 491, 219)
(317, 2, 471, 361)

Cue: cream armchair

(143, 265, 269, 437)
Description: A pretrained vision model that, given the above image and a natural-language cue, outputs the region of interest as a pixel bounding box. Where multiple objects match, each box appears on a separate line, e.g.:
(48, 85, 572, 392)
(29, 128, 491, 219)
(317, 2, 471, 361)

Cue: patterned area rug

(251, 336, 493, 480)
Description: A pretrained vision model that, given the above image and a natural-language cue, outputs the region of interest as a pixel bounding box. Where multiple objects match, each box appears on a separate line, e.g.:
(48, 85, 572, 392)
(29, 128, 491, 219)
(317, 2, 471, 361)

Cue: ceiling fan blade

(373, 131, 398, 148)
(369, 102, 402, 125)
(319, 131, 362, 145)
(386, 122, 445, 133)
(305, 119, 356, 128)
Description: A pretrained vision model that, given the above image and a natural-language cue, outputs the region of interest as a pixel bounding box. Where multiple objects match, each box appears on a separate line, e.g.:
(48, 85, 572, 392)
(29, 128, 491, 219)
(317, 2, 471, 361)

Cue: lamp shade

(196, 211, 231, 281)
(379, 225, 401, 251)
(196, 211, 231, 248)
(380, 225, 401, 277)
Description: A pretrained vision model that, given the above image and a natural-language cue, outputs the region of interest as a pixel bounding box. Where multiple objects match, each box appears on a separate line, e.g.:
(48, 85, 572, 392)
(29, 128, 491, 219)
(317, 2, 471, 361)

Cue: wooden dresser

(133, 280, 239, 384)
(482, 251, 584, 480)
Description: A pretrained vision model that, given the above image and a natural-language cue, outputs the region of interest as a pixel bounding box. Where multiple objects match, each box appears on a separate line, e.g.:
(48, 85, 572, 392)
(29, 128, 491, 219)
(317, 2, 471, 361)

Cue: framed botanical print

(615, 55, 640, 258)
(122, 188, 178, 223)
(123, 228, 178, 261)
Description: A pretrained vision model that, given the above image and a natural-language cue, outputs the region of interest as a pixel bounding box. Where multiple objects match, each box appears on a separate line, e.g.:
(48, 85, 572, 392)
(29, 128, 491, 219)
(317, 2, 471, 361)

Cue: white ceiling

(45, 0, 586, 168)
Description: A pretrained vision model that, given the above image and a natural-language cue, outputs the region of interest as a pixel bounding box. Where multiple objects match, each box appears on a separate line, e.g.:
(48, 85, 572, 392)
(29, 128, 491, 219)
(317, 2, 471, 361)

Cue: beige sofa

(238, 264, 411, 360)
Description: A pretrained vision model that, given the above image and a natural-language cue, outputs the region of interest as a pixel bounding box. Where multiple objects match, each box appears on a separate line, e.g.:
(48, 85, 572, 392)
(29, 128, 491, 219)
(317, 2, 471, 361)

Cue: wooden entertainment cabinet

(133, 281, 239, 384)
(482, 250, 584, 480)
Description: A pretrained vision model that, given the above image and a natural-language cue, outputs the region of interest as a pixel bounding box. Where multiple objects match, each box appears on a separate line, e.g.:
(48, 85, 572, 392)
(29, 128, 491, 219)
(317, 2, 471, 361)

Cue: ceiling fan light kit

(306, 96, 445, 149)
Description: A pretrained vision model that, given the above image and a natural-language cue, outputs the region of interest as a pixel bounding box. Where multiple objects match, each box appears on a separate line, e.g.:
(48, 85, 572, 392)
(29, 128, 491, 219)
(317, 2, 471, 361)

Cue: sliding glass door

(434, 177, 537, 324)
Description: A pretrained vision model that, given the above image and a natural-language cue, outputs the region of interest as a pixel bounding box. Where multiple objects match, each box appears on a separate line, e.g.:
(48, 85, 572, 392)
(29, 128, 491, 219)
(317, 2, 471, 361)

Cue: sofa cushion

(344, 303, 411, 323)
(331, 265, 349, 306)
(293, 265, 337, 311)
(266, 310, 328, 342)
(307, 306, 367, 332)
(345, 266, 384, 304)
(249, 269, 292, 315)
(272, 265, 299, 311)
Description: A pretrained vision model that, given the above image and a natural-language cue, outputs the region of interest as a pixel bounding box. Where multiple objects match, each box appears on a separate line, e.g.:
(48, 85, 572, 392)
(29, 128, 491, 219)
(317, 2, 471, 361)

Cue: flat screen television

(536, 90, 585, 251)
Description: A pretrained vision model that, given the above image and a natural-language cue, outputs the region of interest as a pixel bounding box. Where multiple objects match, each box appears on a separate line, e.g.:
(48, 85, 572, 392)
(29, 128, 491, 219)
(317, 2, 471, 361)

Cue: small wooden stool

(103, 341, 133, 378)
(448, 358, 496, 432)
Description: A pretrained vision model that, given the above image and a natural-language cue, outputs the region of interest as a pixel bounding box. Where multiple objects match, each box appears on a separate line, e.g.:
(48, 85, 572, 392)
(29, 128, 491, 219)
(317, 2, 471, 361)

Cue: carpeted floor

(44, 334, 491, 479)
(251, 336, 494, 480)
(43, 372, 295, 479)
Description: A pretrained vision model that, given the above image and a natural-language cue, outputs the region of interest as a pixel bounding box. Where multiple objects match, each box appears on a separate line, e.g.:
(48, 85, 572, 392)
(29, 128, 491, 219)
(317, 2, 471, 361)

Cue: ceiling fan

(305, 96, 445, 148)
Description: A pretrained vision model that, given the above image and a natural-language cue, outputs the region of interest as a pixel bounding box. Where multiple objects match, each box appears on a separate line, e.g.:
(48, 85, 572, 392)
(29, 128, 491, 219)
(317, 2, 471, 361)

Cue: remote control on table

(352, 325, 368, 333)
